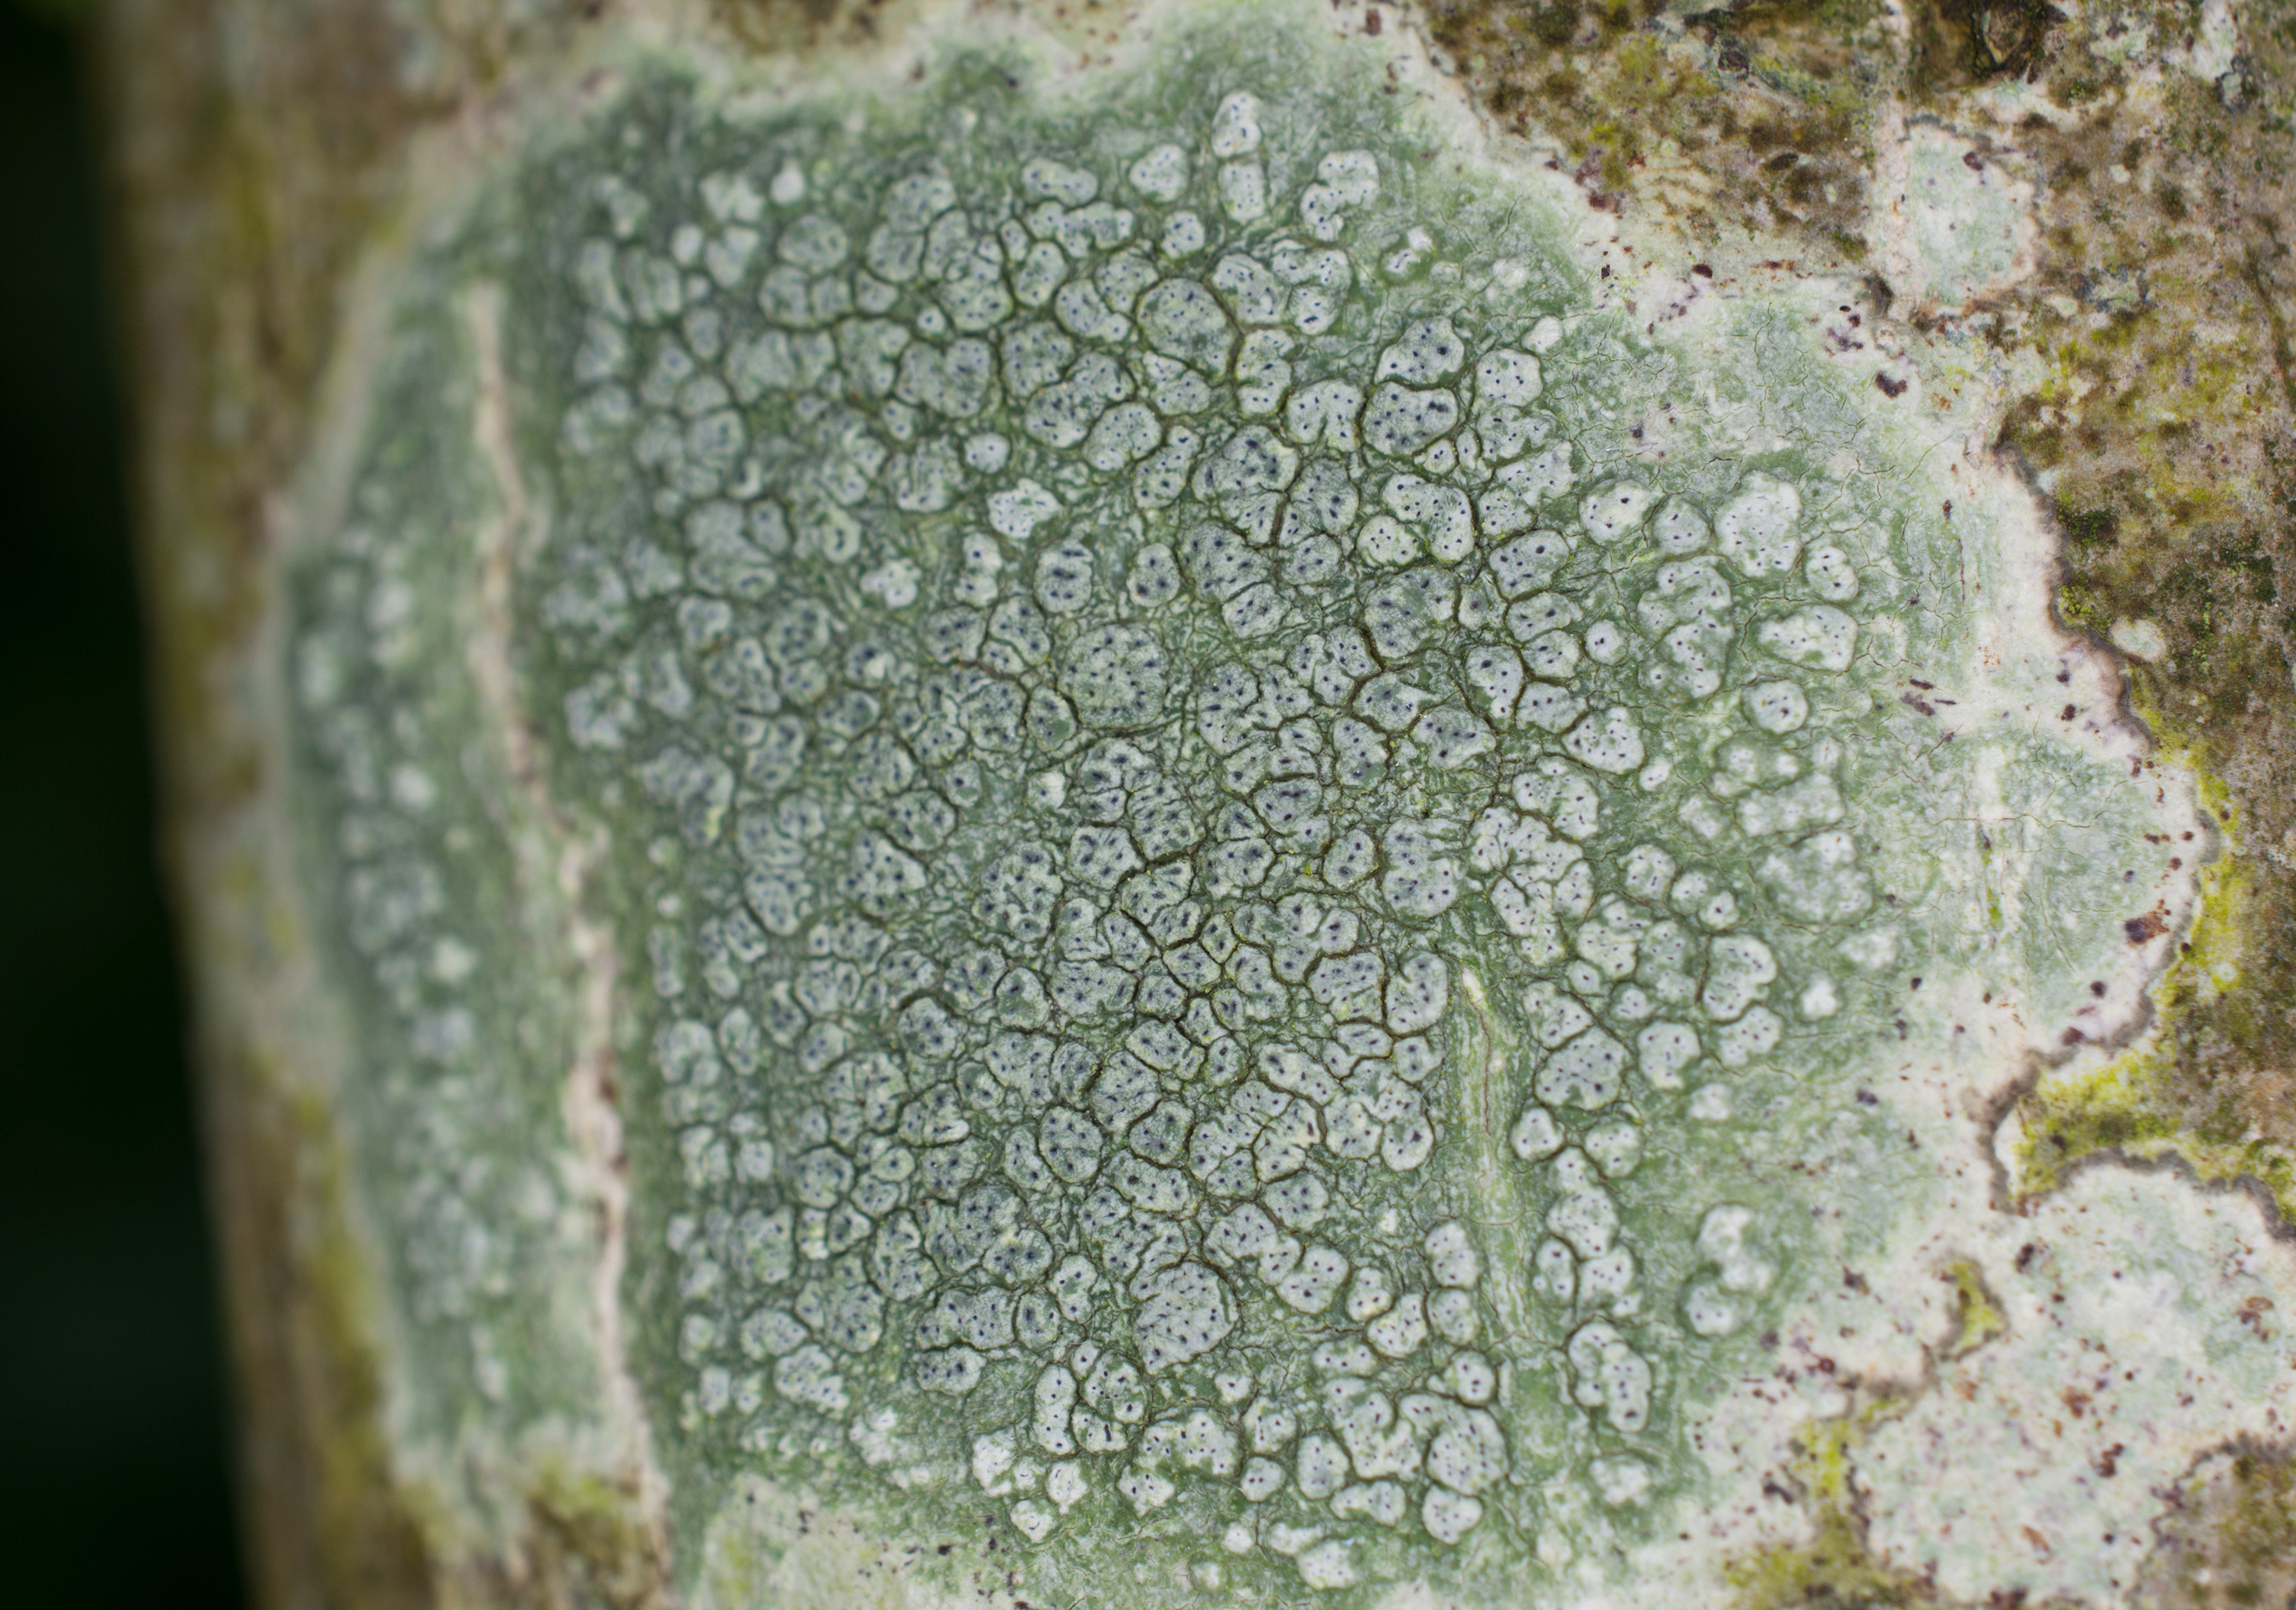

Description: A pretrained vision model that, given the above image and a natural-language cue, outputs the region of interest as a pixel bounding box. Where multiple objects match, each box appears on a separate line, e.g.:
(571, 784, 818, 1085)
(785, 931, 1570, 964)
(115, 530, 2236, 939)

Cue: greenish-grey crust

(112, 0, 2296, 1604)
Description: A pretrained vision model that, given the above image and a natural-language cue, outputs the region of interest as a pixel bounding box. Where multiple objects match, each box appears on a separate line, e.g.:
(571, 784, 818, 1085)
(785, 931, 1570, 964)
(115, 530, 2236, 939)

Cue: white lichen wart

(285, 17, 2210, 1605)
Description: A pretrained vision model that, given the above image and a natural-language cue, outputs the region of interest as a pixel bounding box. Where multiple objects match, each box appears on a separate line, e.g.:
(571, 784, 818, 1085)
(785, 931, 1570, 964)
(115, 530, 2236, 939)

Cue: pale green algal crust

(268, 1, 2293, 1605)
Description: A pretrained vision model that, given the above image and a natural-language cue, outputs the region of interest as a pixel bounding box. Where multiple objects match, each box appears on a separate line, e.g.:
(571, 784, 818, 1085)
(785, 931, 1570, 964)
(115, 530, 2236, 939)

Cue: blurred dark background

(0, 3, 246, 1603)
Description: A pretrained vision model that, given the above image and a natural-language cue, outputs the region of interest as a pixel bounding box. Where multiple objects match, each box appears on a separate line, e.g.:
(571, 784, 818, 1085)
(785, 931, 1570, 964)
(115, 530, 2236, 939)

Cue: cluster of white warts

(296, 77, 1893, 1590)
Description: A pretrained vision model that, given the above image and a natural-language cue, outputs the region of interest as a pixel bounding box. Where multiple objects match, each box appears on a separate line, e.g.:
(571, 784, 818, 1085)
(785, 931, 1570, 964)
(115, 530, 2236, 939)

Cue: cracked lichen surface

(267, 1, 2294, 1603)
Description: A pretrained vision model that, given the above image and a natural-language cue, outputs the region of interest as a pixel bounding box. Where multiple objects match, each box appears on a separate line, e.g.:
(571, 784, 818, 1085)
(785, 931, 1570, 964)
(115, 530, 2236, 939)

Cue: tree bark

(105, 2, 2296, 1605)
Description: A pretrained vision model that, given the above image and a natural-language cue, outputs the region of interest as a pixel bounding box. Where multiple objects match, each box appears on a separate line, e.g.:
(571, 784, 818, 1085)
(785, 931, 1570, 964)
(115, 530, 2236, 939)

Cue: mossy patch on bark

(1423, 0, 1883, 268)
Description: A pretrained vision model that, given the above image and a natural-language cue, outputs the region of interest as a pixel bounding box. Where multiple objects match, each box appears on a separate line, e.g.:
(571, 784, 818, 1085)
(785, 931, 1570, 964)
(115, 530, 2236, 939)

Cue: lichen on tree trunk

(107, 1, 2296, 1606)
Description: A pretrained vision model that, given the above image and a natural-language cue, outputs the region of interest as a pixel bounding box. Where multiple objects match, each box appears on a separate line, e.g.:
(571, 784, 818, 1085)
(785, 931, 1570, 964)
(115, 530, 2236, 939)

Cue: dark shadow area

(0, 6, 246, 1605)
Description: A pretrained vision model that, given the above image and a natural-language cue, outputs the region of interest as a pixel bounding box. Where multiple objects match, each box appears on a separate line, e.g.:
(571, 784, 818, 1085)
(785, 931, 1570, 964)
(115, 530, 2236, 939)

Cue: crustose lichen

(285, 9, 2204, 1601)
